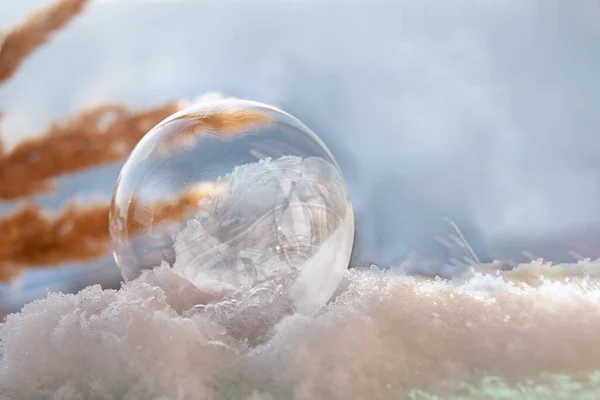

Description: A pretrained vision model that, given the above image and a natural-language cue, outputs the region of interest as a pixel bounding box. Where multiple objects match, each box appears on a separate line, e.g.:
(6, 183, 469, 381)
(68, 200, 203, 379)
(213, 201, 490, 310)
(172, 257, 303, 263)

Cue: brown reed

(0, 0, 271, 283)
(0, 102, 180, 200)
(144, 108, 274, 155)
(0, 182, 224, 280)
(0, 202, 110, 281)
(0, 0, 89, 85)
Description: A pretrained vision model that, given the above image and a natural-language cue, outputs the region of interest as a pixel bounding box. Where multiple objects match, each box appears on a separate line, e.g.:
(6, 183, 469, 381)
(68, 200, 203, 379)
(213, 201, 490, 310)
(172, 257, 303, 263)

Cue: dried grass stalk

(0, 102, 272, 200)
(0, 0, 89, 84)
(122, 182, 226, 236)
(0, 102, 180, 200)
(0, 202, 109, 281)
(148, 108, 273, 155)
(0, 183, 224, 280)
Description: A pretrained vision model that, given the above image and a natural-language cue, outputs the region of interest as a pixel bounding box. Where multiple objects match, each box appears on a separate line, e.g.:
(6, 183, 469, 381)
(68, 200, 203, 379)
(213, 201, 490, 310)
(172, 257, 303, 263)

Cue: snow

(3, 262, 600, 399)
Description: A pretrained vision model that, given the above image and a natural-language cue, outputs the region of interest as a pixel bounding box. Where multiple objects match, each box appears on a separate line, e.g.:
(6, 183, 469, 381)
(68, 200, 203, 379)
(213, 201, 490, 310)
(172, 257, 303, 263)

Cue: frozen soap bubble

(109, 99, 354, 315)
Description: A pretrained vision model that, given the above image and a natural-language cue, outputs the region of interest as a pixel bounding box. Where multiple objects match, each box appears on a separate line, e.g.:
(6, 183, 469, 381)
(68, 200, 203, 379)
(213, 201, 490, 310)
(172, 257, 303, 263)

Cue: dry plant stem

(0, 102, 180, 200)
(0, 185, 223, 281)
(0, 104, 272, 200)
(150, 109, 273, 154)
(122, 182, 225, 236)
(0, 203, 109, 281)
(0, 100, 269, 279)
(0, 0, 89, 85)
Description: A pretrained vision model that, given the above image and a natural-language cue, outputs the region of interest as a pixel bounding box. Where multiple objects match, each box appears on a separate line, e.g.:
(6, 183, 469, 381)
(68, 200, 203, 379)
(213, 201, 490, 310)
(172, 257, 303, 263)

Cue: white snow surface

(3, 263, 600, 399)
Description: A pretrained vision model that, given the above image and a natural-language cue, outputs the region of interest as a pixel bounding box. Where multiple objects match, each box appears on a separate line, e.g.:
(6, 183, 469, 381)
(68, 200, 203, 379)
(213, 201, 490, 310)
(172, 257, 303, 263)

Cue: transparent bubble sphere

(109, 99, 354, 315)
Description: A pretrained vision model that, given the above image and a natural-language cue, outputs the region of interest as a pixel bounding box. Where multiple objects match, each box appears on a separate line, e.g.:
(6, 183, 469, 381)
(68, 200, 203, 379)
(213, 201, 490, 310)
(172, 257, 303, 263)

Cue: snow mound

(3, 263, 600, 399)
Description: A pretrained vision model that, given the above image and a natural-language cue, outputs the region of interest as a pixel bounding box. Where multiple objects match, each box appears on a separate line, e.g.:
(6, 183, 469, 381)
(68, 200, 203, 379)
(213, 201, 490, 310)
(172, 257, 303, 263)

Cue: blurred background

(1, 0, 600, 317)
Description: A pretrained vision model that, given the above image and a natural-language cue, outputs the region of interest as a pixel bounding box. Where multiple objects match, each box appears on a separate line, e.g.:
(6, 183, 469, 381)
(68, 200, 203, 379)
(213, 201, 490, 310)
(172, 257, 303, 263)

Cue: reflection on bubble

(110, 99, 354, 315)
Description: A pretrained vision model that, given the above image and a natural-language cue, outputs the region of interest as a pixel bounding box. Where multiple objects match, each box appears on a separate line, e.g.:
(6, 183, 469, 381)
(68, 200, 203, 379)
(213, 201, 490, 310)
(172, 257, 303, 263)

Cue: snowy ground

(2, 261, 600, 399)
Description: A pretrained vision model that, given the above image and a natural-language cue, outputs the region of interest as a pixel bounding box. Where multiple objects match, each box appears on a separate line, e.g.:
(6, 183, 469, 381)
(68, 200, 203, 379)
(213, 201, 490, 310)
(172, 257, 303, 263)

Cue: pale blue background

(1, 0, 600, 312)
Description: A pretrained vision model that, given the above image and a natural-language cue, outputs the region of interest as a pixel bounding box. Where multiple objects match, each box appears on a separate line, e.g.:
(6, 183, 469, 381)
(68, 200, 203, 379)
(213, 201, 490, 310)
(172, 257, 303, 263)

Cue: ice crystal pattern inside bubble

(109, 99, 354, 314)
